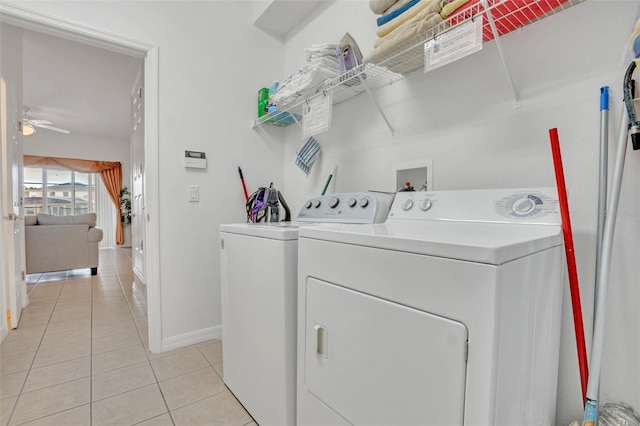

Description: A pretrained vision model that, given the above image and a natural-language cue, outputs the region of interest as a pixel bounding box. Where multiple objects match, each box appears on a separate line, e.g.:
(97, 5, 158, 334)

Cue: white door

(304, 278, 468, 426)
(131, 69, 147, 308)
(1, 73, 27, 329)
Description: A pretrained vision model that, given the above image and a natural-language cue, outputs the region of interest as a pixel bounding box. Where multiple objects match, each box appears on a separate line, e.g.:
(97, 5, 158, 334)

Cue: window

(23, 167, 96, 216)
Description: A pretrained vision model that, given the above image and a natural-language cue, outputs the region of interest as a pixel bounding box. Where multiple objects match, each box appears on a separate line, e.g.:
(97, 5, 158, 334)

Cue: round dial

(512, 197, 536, 216)
(496, 192, 554, 219)
(359, 198, 369, 208)
(402, 199, 414, 211)
(313, 200, 321, 208)
(329, 197, 340, 208)
(419, 199, 433, 211)
(305, 201, 313, 209)
(348, 197, 357, 208)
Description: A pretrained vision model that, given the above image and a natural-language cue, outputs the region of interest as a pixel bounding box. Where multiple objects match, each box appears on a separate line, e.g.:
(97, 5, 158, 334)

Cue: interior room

(2, 0, 640, 425)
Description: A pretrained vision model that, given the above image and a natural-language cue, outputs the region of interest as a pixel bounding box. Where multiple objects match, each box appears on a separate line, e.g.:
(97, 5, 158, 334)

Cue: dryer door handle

(314, 324, 328, 359)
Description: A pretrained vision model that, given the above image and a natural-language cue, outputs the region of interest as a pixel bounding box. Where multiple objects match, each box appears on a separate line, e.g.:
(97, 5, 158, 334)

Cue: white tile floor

(0, 248, 256, 426)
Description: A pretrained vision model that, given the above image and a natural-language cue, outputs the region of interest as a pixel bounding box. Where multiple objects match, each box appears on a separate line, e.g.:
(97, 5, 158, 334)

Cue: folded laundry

(370, 0, 398, 14)
(372, 0, 443, 47)
(440, 0, 470, 18)
(376, 0, 441, 38)
(365, 7, 443, 73)
(271, 56, 340, 107)
(377, 0, 421, 26)
(373, 4, 441, 49)
(305, 43, 340, 61)
(383, 0, 414, 15)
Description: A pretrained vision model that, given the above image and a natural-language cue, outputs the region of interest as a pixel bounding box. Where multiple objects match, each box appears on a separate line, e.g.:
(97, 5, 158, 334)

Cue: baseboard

(132, 271, 147, 314)
(161, 325, 222, 352)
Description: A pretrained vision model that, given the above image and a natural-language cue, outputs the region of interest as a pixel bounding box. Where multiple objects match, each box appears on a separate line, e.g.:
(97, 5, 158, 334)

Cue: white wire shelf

(254, 0, 588, 129)
(253, 62, 405, 127)
(370, 0, 588, 74)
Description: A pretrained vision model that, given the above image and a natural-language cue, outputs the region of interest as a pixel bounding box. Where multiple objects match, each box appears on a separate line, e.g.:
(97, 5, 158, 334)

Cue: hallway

(0, 248, 254, 426)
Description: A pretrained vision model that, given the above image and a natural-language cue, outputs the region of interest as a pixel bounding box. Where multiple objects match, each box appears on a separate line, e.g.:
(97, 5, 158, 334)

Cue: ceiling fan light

(22, 122, 35, 136)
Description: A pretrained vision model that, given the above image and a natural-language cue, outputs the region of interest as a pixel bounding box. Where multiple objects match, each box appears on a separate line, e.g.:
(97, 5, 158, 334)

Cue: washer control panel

(297, 192, 390, 223)
(387, 188, 560, 224)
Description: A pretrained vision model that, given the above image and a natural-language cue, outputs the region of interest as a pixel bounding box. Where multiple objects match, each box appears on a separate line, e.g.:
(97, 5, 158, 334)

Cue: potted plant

(120, 186, 131, 227)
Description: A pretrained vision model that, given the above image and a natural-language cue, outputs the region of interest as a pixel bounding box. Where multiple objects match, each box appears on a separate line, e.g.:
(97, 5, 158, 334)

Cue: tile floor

(1, 248, 256, 426)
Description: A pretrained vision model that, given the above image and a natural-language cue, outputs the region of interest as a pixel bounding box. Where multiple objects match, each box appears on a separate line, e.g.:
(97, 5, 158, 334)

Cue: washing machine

(296, 188, 565, 426)
(219, 192, 390, 426)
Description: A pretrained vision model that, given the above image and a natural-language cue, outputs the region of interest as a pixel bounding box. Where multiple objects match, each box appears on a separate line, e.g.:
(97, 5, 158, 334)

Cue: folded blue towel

(376, 0, 421, 27)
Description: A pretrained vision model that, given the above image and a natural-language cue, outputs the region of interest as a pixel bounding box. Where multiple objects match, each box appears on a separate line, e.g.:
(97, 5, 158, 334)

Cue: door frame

(0, 4, 162, 353)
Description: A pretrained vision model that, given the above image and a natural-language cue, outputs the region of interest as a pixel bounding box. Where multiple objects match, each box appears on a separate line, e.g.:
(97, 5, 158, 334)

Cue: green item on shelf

(258, 87, 269, 117)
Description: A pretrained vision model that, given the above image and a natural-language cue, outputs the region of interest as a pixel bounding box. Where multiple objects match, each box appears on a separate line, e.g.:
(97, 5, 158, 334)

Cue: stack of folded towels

(364, 0, 473, 72)
(271, 44, 342, 108)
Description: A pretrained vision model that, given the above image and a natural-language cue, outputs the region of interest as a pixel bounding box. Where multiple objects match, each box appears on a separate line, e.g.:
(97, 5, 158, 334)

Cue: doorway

(0, 5, 161, 353)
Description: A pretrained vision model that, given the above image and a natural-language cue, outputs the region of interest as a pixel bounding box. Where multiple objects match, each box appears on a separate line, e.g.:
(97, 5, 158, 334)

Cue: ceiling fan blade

(28, 119, 53, 125)
(32, 123, 71, 134)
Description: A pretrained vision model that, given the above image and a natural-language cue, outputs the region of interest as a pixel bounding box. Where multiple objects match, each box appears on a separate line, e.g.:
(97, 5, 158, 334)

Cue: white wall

(7, 1, 285, 343)
(280, 0, 640, 424)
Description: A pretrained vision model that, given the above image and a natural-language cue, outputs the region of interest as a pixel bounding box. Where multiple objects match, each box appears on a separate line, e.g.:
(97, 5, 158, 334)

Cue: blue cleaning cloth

(376, 0, 421, 27)
(296, 137, 321, 175)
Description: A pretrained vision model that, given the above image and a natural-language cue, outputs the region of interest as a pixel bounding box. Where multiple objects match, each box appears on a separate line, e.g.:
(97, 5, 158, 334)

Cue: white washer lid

(298, 221, 562, 265)
(220, 222, 300, 241)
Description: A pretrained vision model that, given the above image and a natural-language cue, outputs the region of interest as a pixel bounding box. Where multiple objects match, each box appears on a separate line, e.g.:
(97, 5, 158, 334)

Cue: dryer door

(304, 278, 468, 426)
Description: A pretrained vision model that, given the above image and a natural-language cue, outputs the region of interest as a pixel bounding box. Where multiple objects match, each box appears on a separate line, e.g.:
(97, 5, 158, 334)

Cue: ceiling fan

(22, 108, 71, 135)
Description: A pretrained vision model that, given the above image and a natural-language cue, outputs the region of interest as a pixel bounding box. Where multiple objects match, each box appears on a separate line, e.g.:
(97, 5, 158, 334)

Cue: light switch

(188, 185, 199, 202)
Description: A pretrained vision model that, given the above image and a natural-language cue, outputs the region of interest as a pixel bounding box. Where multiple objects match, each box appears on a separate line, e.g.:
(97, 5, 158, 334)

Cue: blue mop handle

(600, 87, 609, 111)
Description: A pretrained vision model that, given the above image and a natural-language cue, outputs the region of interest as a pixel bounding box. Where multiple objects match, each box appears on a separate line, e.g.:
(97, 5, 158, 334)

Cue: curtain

(96, 178, 116, 248)
(24, 155, 124, 245)
(99, 166, 123, 245)
(23, 155, 119, 173)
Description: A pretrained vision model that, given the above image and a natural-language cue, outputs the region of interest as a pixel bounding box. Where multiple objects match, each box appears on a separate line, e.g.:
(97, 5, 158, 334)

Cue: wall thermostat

(185, 150, 206, 169)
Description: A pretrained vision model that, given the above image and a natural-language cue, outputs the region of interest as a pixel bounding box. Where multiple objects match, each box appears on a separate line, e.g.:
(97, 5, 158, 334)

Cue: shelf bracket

(289, 111, 302, 128)
(253, 121, 276, 144)
(357, 73, 395, 136)
(483, 0, 520, 107)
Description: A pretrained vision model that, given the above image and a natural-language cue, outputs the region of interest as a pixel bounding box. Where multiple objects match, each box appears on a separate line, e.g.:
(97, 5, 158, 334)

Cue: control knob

(419, 199, 433, 211)
(402, 199, 414, 211)
(329, 197, 340, 208)
(348, 198, 357, 208)
(359, 198, 369, 208)
(512, 197, 535, 216)
(314, 200, 322, 208)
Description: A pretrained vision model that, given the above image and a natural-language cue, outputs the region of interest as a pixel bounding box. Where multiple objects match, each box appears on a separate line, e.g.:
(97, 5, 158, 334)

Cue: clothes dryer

(296, 188, 564, 425)
(219, 192, 390, 426)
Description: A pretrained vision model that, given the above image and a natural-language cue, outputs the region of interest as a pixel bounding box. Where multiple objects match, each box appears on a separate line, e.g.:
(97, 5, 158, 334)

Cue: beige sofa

(25, 213, 104, 275)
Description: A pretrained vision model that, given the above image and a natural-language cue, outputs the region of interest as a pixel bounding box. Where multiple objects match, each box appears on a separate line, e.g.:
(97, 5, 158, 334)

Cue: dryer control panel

(387, 188, 561, 225)
(297, 192, 391, 223)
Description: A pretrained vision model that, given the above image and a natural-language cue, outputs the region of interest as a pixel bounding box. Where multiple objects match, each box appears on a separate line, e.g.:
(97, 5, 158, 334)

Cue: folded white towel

(370, 0, 397, 14)
(305, 44, 339, 61)
(272, 56, 340, 107)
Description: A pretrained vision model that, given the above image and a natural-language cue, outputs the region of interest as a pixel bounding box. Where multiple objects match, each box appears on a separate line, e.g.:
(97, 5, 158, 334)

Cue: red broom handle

(549, 127, 589, 406)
